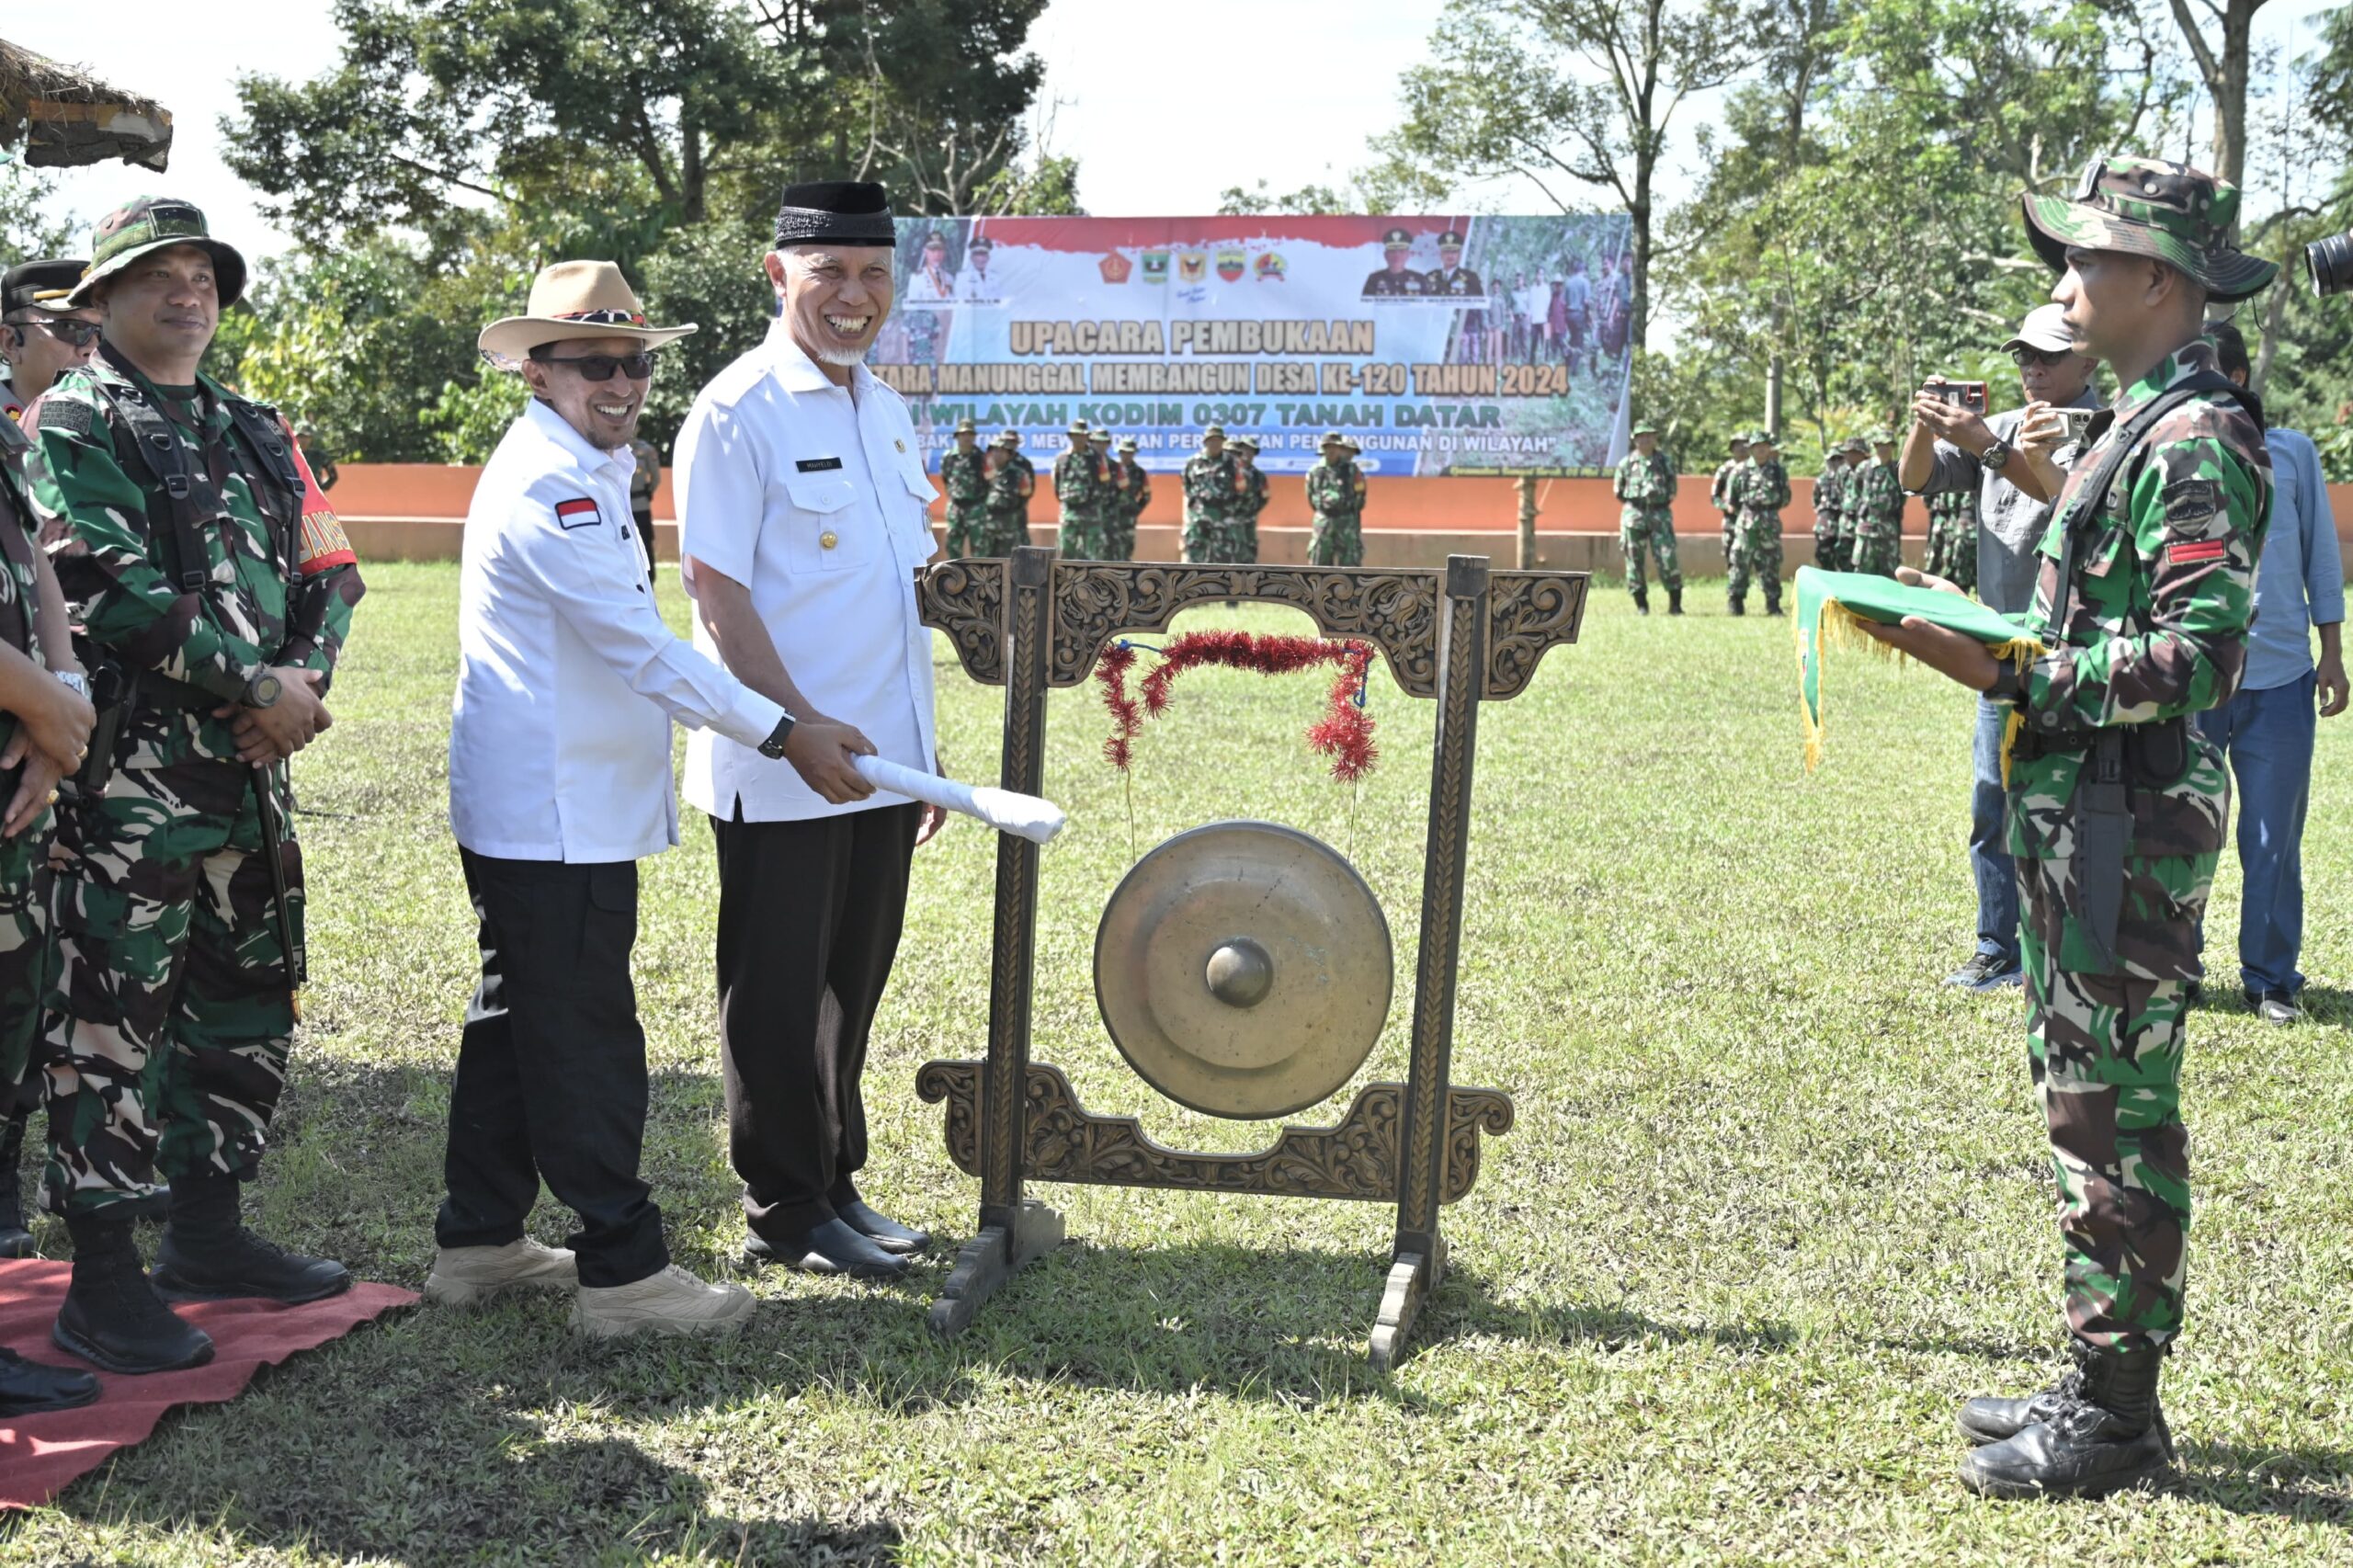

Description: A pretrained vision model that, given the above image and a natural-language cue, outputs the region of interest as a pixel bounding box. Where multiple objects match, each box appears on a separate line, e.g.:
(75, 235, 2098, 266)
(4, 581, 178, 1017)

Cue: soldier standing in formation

(1848, 430, 1906, 577)
(1831, 437, 1870, 569)
(1229, 436, 1267, 563)
(1108, 436, 1148, 562)
(982, 429, 1033, 555)
(1611, 420, 1680, 614)
(32, 198, 363, 1373)
(1052, 418, 1100, 558)
(1813, 443, 1850, 572)
(1924, 485, 1980, 591)
(1306, 430, 1367, 567)
(1087, 429, 1119, 558)
(1725, 428, 1788, 616)
(938, 417, 990, 558)
(1865, 156, 2274, 1501)
(626, 435, 661, 580)
(1182, 425, 1237, 562)
(1711, 433, 1749, 573)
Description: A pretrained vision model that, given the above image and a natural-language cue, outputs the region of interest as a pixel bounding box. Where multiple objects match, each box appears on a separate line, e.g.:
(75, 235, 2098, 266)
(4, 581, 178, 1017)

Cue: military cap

(951, 416, 977, 434)
(1117, 437, 1138, 452)
(1202, 424, 1226, 440)
(2022, 155, 2275, 302)
(1381, 228, 1413, 252)
(1319, 429, 1347, 446)
(1067, 418, 1090, 435)
(1727, 433, 1750, 451)
(998, 429, 1021, 446)
(969, 234, 994, 253)
(3, 258, 87, 317)
(1437, 231, 1465, 249)
(68, 197, 247, 308)
(1631, 419, 1658, 437)
(1231, 434, 1260, 451)
(1089, 428, 1111, 443)
(920, 229, 949, 248)
(772, 180, 894, 249)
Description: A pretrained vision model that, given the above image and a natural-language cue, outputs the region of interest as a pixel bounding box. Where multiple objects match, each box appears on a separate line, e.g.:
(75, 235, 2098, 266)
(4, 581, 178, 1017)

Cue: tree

(2165, 0, 2272, 195)
(1370, 0, 1749, 356)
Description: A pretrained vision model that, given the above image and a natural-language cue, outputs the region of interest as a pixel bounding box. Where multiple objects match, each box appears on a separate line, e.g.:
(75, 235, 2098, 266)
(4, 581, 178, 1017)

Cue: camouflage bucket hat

(952, 416, 977, 434)
(1631, 420, 1658, 437)
(69, 196, 248, 308)
(2021, 155, 2277, 303)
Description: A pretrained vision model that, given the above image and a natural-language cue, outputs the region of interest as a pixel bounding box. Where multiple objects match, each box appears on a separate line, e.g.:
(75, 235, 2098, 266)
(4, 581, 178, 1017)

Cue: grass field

(8, 562, 2353, 1565)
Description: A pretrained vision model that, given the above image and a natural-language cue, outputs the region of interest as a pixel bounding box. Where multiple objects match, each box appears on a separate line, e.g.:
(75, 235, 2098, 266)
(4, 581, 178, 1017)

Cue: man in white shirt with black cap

(436, 260, 854, 1336)
(676, 180, 946, 1282)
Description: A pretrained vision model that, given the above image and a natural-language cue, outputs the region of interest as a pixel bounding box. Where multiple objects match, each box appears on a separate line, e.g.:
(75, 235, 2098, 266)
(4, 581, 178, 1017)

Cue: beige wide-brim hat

(478, 260, 697, 369)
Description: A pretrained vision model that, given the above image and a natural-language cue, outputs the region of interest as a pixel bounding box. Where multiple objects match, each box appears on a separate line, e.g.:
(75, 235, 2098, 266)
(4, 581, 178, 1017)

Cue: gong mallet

(852, 755, 1067, 845)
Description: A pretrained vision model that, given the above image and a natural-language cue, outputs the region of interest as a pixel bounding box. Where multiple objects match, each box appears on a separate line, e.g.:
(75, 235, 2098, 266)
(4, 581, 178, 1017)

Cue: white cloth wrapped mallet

(852, 756, 1067, 845)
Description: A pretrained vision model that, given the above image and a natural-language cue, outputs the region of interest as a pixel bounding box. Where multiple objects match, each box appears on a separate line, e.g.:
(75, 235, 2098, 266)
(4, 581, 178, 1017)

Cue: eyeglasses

(6, 318, 99, 348)
(2009, 346, 2072, 368)
(529, 349, 654, 381)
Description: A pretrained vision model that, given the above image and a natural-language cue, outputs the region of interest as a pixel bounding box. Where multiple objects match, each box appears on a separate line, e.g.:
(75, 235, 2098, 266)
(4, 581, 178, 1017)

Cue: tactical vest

(89, 370, 304, 597)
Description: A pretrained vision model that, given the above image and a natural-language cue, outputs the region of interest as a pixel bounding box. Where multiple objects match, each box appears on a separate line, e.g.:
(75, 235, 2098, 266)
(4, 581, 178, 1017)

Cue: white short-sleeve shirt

(450, 398, 788, 863)
(676, 321, 938, 823)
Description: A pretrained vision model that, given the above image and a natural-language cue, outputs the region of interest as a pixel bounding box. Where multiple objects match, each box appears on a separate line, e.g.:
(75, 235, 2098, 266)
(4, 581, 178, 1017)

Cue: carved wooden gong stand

(914, 547, 1586, 1369)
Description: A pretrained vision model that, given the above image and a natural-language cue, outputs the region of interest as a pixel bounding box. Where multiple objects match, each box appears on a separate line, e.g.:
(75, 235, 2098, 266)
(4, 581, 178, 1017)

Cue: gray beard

(813, 341, 870, 368)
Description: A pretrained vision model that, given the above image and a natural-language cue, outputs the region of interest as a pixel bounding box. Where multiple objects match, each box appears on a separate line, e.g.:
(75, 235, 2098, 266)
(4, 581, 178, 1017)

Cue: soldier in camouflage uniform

(1924, 485, 1980, 592)
(1052, 419, 1106, 559)
(1813, 447, 1850, 572)
(1831, 437, 1870, 570)
(980, 429, 1034, 555)
(1711, 433, 1749, 574)
(938, 417, 990, 557)
(1611, 420, 1680, 613)
(1182, 425, 1240, 562)
(1848, 430, 1906, 577)
(29, 199, 364, 1374)
(1087, 429, 1121, 557)
(1865, 157, 2275, 1501)
(1108, 436, 1148, 562)
(1726, 429, 1788, 616)
(1229, 436, 1268, 562)
(1306, 430, 1367, 568)
(625, 435, 660, 580)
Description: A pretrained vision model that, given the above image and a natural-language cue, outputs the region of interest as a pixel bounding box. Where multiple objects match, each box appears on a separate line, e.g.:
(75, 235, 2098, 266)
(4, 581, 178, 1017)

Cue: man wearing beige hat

(437, 260, 816, 1337)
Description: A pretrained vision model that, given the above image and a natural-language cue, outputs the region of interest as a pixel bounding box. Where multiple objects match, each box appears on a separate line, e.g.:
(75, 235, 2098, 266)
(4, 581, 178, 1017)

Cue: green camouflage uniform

(981, 448, 1035, 555)
(1306, 455, 1367, 567)
(1848, 456, 1905, 576)
(1610, 449, 1680, 594)
(1999, 336, 2268, 1355)
(1711, 453, 1745, 565)
(1726, 453, 1788, 607)
(1107, 456, 1148, 562)
(1053, 442, 1107, 560)
(1812, 462, 1848, 572)
(1183, 447, 1244, 562)
(940, 445, 991, 557)
(1233, 461, 1267, 562)
(30, 348, 363, 1217)
(0, 437, 56, 1091)
(1925, 487, 1979, 592)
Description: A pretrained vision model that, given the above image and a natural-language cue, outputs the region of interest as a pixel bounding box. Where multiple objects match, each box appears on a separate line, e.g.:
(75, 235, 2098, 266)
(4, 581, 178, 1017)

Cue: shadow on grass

(1411, 1265, 1799, 1360)
(2173, 1438, 2353, 1525)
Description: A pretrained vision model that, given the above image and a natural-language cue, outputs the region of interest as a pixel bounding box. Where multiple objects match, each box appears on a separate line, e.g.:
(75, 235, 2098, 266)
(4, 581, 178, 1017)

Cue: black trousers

(710, 801, 918, 1239)
(436, 849, 667, 1289)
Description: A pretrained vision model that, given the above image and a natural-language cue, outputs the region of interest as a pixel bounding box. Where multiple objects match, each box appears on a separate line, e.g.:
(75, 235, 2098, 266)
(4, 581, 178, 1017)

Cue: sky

(6, 0, 2346, 257)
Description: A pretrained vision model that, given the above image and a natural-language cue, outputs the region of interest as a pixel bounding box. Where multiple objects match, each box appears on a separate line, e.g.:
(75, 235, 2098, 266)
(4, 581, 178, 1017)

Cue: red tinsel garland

(1095, 630, 1378, 782)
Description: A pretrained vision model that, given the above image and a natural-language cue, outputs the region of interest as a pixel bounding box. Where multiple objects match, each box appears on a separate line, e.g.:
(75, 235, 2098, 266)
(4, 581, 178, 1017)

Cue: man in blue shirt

(2196, 322, 2346, 1023)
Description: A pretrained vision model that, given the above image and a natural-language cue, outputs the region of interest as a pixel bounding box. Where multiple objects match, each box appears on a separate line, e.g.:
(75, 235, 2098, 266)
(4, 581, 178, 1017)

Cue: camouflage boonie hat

(1842, 436, 1869, 455)
(1202, 424, 1226, 440)
(952, 416, 977, 434)
(1117, 437, 1138, 452)
(998, 429, 1021, 446)
(1728, 433, 1749, 451)
(1232, 435, 1259, 451)
(68, 197, 248, 308)
(1067, 418, 1090, 435)
(1339, 437, 1360, 452)
(1319, 429, 1347, 446)
(1089, 429, 1110, 443)
(1866, 428, 1894, 445)
(2022, 155, 2277, 303)
(1748, 428, 1778, 447)
(1631, 419, 1658, 437)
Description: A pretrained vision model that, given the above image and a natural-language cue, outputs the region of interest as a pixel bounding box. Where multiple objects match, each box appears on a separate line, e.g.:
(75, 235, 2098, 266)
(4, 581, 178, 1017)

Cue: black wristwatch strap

(757, 713, 796, 759)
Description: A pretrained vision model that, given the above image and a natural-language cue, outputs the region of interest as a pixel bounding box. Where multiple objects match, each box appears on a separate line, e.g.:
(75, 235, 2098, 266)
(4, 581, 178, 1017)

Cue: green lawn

(9, 562, 2352, 1565)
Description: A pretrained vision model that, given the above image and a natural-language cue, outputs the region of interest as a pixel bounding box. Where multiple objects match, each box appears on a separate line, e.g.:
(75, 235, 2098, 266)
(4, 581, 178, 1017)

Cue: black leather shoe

(150, 1172, 351, 1305)
(0, 1108, 35, 1259)
(0, 1346, 101, 1415)
(837, 1199, 930, 1256)
(745, 1218, 908, 1280)
(1960, 1348, 2172, 1499)
(53, 1213, 213, 1375)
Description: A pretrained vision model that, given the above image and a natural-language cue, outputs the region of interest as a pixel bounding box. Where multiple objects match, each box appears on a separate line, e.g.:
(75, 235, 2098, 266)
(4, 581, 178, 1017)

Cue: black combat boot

(151, 1170, 351, 1304)
(53, 1211, 214, 1374)
(0, 1346, 100, 1415)
(1631, 586, 1650, 616)
(1727, 595, 1745, 617)
(1959, 1346, 2173, 1499)
(1764, 593, 1784, 617)
(1958, 1347, 2175, 1452)
(0, 1108, 35, 1258)
(1667, 587, 1684, 616)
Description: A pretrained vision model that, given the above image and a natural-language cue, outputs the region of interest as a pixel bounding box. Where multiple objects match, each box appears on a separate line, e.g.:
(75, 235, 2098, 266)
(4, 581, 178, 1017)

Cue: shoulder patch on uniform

(2160, 476, 2222, 537)
(298, 507, 358, 577)
(36, 397, 93, 437)
(555, 497, 600, 529)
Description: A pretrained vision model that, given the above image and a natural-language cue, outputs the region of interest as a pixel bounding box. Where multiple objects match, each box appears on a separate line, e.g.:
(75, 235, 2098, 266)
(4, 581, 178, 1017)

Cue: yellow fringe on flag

(1795, 597, 2043, 774)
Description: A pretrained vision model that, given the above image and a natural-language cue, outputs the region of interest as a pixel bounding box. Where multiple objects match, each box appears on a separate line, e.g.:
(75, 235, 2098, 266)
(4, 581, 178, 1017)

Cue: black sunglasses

(529, 349, 654, 381)
(7, 318, 99, 348)
(2009, 345, 2071, 368)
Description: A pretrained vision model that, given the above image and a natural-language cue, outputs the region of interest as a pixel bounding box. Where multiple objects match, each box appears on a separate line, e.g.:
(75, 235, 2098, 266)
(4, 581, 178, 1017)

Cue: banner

(870, 215, 1635, 478)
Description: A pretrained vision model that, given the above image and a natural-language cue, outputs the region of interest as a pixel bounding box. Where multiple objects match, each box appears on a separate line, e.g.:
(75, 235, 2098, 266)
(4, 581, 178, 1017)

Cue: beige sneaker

(571, 1264, 756, 1339)
(425, 1237, 579, 1307)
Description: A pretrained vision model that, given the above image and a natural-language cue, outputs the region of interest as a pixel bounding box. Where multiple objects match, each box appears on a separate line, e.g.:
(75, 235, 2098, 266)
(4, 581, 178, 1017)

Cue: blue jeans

(2194, 670, 2316, 997)
(1971, 697, 2020, 968)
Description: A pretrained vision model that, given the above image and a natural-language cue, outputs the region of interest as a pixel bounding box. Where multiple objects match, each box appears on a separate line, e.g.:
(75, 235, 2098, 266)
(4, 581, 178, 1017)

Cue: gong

(1094, 820, 1393, 1119)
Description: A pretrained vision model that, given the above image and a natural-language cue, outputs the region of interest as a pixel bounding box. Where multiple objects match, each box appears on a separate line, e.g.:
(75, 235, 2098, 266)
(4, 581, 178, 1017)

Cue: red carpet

(0, 1259, 415, 1510)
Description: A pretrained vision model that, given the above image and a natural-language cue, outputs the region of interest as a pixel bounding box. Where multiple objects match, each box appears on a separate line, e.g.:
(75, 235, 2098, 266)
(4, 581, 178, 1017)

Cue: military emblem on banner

(1177, 251, 1207, 283)
(1215, 247, 1246, 282)
(1099, 251, 1133, 284)
(1142, 249, 1170, 283)
(1255, 251, 1287, 281)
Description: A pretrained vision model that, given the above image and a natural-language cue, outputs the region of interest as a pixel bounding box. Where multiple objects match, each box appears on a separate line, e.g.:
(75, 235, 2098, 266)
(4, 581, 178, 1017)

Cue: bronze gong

(1094, 821, 1393, 1119)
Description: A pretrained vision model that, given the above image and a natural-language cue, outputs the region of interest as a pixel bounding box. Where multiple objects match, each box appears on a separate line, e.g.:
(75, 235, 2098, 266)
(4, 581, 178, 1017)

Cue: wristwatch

(240, 670, 283, 710)
(1980, 438, 2013, 472)
(51, 671, 87, 699)
(756, 713, 797, 759)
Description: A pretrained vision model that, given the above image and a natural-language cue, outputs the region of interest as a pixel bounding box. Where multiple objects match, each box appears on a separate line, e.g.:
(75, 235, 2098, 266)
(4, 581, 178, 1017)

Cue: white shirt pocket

(777, 472, 868, 572)
(892, 460, 939, 562)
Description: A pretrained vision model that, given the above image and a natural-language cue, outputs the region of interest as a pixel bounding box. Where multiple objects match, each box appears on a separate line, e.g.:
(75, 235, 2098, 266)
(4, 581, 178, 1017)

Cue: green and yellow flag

(1792, 566, 2045, 770)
